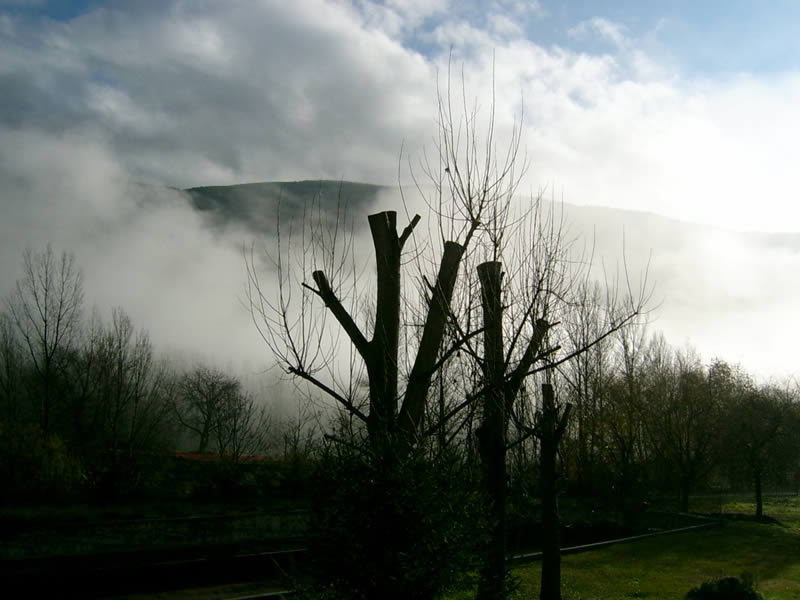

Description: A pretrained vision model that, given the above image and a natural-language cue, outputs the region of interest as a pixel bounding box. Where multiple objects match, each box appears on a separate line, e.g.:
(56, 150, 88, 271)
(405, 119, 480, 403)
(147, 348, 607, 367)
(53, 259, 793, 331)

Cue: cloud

(2, 0, 800, 382)
(0, 124, 268, 375)
(0, 1, 438, 187)
(568, 17, 629, 48)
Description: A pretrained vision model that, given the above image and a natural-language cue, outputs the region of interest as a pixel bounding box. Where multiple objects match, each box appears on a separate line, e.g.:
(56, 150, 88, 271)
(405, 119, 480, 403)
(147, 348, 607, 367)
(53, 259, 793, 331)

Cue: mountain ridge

(181, 180, 800, 250)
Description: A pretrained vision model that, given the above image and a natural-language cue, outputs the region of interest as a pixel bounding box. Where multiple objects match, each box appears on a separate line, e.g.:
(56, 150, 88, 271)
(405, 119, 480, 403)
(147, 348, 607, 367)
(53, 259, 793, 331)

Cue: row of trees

(558, 325, 799, 518)
(0, 246, 316, 501)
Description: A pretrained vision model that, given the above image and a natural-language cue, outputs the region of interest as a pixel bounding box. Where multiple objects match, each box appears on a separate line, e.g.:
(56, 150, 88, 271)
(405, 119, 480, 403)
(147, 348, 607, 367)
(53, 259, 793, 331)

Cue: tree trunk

(540, 383, 563, 600)
(679, 480, 690, 513)
(367, 212, 402, 450)
(476, 262, 508, 600)
(754, 467, 763, 518)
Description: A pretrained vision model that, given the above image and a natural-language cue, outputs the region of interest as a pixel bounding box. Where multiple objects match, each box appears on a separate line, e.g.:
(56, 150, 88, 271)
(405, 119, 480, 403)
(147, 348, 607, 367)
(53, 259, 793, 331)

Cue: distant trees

(4, 245, 84, 433)
(722, 381, 796, 517)
(0, 245, 279, 502)
(0, 312, 25, 424)
(89, 309, 174, 452)
(644, 344, 720, 513)
(173, 365, 273, 460)
(554, 332, 800, 518)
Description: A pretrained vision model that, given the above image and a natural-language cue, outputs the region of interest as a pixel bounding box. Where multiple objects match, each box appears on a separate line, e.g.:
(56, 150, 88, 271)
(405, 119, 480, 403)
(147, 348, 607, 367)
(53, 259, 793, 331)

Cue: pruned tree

(461, 199, 647, 600)
(245, 66, 527, 598)
(246, 65, 649, 598)
(246, 68, 527, 461)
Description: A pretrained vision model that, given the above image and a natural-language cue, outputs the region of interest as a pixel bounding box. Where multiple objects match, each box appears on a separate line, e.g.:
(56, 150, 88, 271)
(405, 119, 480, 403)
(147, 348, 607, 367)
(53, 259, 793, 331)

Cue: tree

(92, 309, 173, 455)
(559, 281, 616, 493)
(600, 319, 651, 526)
(465, 204, 645, 600)
(67, 308, 175, 498)
(726, 382, 794, 517)
(173, 365, 270, 460)
(246, 68, 648, 598)
(5, 245, 84, 433)
(246, 68, 525, 597)
(644, 342, 719, 513)
(0, 312, 25, 424)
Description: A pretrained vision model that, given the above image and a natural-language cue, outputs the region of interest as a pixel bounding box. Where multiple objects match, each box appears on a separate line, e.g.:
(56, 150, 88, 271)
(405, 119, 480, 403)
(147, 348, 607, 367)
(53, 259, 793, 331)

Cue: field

(453, 496, 800, 600)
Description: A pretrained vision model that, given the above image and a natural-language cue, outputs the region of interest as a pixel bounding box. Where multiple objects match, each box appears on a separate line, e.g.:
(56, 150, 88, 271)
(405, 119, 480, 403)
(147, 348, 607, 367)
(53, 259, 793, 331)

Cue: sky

(1, 0, 799, 383)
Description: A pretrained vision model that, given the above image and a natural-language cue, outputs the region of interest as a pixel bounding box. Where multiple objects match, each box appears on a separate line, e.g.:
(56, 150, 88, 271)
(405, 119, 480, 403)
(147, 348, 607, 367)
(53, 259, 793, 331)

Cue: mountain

(177, 180, 800, 378)
(184, 180, 392, 234)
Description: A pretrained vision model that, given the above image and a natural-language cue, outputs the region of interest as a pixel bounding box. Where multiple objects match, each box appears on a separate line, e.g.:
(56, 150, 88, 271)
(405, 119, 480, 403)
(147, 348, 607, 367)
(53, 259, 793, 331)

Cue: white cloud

(568, 17, 629, 48)
(492, 0, 547, 19)
(488, 11, 523, 38)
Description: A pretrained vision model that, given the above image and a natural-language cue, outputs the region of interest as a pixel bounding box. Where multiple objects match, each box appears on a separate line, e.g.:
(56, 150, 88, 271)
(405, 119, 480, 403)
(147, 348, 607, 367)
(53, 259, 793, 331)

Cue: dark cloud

(0, 1, 436, 186)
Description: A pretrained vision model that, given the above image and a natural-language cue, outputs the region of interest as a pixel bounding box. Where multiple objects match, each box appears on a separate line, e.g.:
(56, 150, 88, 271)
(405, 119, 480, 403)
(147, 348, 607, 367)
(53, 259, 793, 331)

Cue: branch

(323, 433, 365, 453)
(399, 214, 422, 247)
(524, 311, 639, 377)
(429, 326, 485, 375)
(504, 318, 551, 405)
(287, 366, 369, 424)
(398, 240, 466, 439)
(310, 270, 370, 358)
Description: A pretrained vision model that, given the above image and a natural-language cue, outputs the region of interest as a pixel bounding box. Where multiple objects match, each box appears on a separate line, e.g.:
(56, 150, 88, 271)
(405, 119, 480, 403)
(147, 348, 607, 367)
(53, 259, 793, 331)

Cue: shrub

(0, 421, 82, 503)
(302, 444, 484, 600)
(686, 574, 762, 600)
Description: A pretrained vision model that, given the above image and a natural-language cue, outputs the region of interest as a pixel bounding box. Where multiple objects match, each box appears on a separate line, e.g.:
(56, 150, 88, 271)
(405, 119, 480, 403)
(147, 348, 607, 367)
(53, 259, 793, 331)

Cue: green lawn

(452, 496, 800, 599)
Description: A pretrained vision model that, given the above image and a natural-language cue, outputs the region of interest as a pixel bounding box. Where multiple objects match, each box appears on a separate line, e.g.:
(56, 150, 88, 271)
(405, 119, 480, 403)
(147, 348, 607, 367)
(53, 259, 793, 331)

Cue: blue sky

(1, 0, 800, 378)
(8, 0, 800, 75)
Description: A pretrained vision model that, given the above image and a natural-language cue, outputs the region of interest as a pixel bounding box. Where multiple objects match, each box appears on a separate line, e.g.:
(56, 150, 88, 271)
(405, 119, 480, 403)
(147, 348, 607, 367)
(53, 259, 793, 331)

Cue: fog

(2, 1, 800, 388)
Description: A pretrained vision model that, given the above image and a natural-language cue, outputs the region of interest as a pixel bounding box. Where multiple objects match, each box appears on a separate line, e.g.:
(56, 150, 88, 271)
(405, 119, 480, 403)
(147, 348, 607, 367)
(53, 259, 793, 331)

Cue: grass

(449, 496, 800, 600)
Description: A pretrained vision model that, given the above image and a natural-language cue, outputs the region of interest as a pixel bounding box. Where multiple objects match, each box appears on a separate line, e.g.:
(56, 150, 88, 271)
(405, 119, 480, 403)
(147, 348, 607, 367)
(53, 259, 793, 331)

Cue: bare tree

(5, 245, 84, 433)
(173, 365, 269, 460)
(280, 397, 323, 462)
(560, 281, 615, 489)
(246, 65, 648, 598)
(174, 365, 237, 453)
(596, 319, 651, 525)
(0, 312, 25, 424)
(723, 378, 795, 517)
(643, 341, 718, 513)
(461, 198, 647, 600)
(215, 389, 273, 461)
(245, 75, 522, 458)
(245, 64, 529, 598)
(92, 308, 172, 455)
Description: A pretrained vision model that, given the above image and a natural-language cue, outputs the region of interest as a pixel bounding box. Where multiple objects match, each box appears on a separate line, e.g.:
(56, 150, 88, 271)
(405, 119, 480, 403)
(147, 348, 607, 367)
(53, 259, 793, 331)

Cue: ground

(450, 495, 800, 600)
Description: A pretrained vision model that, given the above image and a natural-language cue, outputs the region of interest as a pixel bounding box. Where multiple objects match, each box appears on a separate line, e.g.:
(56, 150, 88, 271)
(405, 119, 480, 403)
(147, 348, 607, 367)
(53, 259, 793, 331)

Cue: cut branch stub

(505, 318, 550, 410)
(311, 270, 369, 358)
(398, 240, 466, 441)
